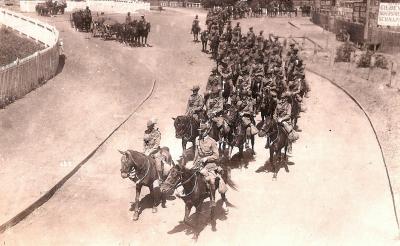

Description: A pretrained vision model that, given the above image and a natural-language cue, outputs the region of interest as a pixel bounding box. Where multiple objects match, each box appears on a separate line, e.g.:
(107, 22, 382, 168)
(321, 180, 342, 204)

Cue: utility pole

(364, 0, 370, 41)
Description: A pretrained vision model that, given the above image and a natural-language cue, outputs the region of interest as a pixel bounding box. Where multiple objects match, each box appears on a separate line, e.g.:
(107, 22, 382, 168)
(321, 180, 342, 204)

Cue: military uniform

(206, 94, 224, 119)
(186, 94, 204, 116)
(144, 123, 165, 181)
(273, 98, 293, 135)
(206, 72, 222, 95)
(143, 128, 161, 155)
(194, 132, 226, 206)
(125, 14, 132, 24)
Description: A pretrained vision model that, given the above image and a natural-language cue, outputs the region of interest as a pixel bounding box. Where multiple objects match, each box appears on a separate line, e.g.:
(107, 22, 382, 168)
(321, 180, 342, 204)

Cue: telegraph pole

(364, 0, 370, 41)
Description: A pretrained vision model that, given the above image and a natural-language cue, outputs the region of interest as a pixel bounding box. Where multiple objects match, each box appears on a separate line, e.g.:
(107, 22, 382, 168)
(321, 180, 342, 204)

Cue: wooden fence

(0, 7, 60, 107)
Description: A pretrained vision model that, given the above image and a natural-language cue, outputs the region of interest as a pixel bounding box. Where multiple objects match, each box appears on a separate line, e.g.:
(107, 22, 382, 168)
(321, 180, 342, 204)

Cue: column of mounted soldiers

(188, 7, 311, 155)
(140, 7, 311, 205)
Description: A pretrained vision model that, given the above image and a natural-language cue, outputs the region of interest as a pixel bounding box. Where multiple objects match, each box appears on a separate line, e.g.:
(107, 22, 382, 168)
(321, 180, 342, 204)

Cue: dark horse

(257, 116, 288, 180)
(191, 23, 201, 42)
(138, 21, 151, 47)
(172, 115, 199, 151)
(160, 157, 228, 239)
(119, 149, 173, 221)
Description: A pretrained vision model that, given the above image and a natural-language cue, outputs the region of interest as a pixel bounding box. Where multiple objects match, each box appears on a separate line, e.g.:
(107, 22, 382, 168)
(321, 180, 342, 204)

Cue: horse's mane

(126, 150, 147, 164)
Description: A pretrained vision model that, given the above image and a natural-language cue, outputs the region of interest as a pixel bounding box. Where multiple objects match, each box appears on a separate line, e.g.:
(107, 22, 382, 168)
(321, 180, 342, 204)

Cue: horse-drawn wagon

(36, 0, 66, 16)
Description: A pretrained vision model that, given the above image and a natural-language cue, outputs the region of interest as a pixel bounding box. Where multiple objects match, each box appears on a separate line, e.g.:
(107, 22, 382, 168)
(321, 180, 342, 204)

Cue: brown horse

(257, 117, 288, 180)
(172, 115, 199, 151)
(119, 149, 173, 221)
(160, 157, 228, 239)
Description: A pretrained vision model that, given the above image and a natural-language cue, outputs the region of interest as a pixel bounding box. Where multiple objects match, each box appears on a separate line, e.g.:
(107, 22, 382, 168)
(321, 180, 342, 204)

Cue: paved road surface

(0, 9, 398, 245)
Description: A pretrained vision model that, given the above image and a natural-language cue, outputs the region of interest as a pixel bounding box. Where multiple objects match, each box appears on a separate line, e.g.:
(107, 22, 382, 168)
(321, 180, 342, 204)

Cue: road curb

(0, 80, 157, 234)
(306, 68, 400, 233)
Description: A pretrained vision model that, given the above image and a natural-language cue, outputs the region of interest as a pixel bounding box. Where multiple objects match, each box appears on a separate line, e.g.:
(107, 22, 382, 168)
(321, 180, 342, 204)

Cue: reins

(128, 153, 150, 184)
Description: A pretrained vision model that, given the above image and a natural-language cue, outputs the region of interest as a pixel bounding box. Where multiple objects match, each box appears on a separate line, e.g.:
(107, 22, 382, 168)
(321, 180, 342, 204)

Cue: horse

(160, 157, 228, 239)
(138, 21, 151, 47)
(257, 116, 288, 180)
(200, 31, 209, 52)
(172, 115, 199, 151)
(36, 3, 49, 16)
(119, 149, 173, 221)
(259, 89, 277, 122)
(191, 23, 201, 42)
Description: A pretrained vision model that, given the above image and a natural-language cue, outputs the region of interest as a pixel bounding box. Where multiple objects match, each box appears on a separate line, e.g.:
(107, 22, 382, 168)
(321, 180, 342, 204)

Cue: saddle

(214, 116, 230, 134)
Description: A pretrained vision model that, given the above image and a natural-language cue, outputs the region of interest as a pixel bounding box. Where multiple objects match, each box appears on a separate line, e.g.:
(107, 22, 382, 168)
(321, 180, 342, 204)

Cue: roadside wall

(20, 0, 150, 13)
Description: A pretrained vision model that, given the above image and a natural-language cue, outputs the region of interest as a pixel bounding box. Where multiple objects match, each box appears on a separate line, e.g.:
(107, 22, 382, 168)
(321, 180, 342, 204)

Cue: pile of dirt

(0, 27, 44, 67)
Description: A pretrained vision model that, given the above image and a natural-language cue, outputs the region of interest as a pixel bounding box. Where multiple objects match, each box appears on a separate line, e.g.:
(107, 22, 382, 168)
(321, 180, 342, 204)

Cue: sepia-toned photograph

(0, 0, 399, 244)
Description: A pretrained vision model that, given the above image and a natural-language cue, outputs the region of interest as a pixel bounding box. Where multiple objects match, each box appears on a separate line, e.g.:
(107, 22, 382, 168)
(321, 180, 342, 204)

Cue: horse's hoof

(152, 207, 158, 213)
(162, 203, 167, 208)
(132, 213, 139, 221)
(211, 225, 217, 232)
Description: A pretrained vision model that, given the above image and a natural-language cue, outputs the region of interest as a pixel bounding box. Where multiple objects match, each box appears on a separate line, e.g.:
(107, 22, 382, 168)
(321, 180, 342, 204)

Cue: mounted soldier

(238, 91, 258, 150)
(206, 90, 224, 121)
(191, 15, 201, 42)
(233, 22, 241, 38)
(143, 118, 164, 182)
(246, 27, 256, 47)
(206, 67, 222, 101)
(273, 92, 299, 153)
(201, 30, 209, 52)
(84, 6, 91, 17)
(256, 30, 264, 50)
(186, 85, 204, 122)
(125, 12, 132, 24)
(194, 123, 226, 207)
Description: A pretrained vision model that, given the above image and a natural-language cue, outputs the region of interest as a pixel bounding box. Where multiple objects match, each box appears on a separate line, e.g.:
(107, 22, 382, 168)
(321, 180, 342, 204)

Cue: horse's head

(118, 150, 134, 179)
(160, 164, 183, 193)
(172, 116, 187, 139)
(258, 117, 274, 137)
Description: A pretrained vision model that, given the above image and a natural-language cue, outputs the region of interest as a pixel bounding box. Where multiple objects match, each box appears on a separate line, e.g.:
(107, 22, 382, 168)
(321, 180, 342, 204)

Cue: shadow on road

(167, 199, 232, 240)
(129, 193, 176, 214)
(255, 156, 296, 178)
(56, 54, 66, 76)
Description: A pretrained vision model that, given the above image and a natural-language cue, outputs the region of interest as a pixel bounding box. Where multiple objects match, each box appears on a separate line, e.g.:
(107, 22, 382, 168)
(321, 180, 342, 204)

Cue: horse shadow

(167, 198, 233, 240)
(255, 155, 295, 178)
(129, 191, 176, 215)
(220, 148, 256, 170)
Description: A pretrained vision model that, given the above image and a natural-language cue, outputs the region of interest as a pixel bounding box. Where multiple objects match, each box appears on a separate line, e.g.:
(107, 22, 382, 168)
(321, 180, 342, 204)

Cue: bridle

(122, 153, 150, 184)
(163, 165, 200, 197)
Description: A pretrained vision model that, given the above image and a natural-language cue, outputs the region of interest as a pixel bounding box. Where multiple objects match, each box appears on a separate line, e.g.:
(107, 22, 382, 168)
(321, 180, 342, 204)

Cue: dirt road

(0, 9, 398, 245)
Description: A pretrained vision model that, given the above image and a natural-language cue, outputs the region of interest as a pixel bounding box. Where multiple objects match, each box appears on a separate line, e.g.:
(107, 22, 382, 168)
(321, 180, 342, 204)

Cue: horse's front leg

(182, 203, 193, 226)
(251, 135, 255, 154)
(193, 204, 202, 240)
(132, 185, 142, 221)
(182, 139, 187, 151)
(149, 186, 158, 213)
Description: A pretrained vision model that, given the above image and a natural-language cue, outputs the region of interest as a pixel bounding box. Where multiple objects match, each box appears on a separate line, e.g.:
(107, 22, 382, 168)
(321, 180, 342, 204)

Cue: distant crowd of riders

(71, 7, 151, 47)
